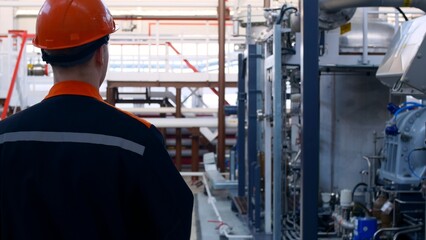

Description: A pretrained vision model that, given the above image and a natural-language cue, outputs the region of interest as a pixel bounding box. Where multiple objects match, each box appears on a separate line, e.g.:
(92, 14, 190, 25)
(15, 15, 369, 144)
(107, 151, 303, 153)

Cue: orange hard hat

(33, 0, 117, 50)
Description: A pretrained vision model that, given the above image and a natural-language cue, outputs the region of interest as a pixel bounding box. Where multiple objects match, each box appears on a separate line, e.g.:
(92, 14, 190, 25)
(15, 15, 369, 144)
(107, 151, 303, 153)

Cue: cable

(352, 182, 368, 202)
(275, 6, 298, 25)
(402, 101, 423, 107)
(387, 102, 425, 136)
(393, 103, 424, 120)
(407, 148, 426, 180)
(395, 7, 409, 21)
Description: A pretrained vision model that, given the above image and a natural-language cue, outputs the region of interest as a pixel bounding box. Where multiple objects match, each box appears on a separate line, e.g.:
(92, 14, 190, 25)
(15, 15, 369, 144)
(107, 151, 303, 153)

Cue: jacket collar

(44, 80, 103, 101)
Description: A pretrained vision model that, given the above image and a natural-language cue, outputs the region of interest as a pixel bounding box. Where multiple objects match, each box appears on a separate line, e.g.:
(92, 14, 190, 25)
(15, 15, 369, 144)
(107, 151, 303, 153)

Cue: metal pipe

(264, 0, 271, 8)
(363, 156, 373, 209)
(392, 228, 422, 240)
(373, 224, 423, 239)
(138, 117, 238, 128)
(1, 31, 27, 120)
(361, 8, 369, 65)
(230, 150, 236, 181)
(332, 212, 355, 230)
(272, 23, 283, 240)
(263, 63, 273, 234)
(191, 128, 200, 177)
(217, 0, 226, 172)
(120, 107, 218, 114)
(394, 198, 426, 205)
(176, 88, 182, 171)
(319, 0, 426, 13)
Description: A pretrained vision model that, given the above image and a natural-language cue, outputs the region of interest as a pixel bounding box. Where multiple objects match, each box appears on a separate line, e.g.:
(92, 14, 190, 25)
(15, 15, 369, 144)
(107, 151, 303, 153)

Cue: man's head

(33, 0, 117, 86)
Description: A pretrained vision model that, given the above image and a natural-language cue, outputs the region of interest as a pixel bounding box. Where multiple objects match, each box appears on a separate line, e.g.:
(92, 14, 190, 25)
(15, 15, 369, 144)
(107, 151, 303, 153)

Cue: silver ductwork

(320, 0, 426, 13)
(319, 0, 426, 30)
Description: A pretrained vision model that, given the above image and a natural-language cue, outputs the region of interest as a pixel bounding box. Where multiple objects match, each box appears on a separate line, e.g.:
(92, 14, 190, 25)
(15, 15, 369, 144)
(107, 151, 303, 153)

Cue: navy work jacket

(0, 81, 193, 240)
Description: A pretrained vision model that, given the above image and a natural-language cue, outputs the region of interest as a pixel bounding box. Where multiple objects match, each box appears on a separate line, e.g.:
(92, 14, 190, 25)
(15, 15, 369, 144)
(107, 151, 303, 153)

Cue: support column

(217, 0, 226, 172)
(175, 88, 182, 170)
(301, 0, 319, 238)
(106, 84, 117, 105)
(191, 128, 200, 180)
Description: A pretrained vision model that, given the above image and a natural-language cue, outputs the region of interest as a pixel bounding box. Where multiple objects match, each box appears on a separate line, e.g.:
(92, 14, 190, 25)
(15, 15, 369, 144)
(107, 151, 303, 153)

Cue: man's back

(0, 81, 194, 239)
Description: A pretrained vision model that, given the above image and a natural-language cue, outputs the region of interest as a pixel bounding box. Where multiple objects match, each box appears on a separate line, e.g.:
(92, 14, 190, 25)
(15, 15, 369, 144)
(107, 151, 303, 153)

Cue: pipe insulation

(121, 107, 219, 114)
(142, 117, 238, 128)
(320, 0, 426, 13)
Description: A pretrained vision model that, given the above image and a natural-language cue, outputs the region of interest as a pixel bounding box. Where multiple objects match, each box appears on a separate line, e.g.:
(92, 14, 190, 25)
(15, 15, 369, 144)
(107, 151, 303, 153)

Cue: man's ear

(95, 45, 105, 65)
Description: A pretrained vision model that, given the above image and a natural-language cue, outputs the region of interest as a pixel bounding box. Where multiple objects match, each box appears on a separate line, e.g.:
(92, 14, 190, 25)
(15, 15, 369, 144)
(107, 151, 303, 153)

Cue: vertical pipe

(301, 0, 319, 239)
(176, 88, 182, 171)
(247, 44, 258, 228)
(264, 68, 273, 234)
(246, 5, 252, 45)
(272, 24, 283, 240)
(362, 8, 369, 65)
(1, 31, 27, 119)
(230, 149, 236, 181)
(237, 54, 246, 197)
(191, 128, 200, 180)
(106, 86, 115, 105)
(394, 9, 400, 32)
(254, 162, 261, 230)
(218, 0, 226, 172)
(264, 0, 271, 8)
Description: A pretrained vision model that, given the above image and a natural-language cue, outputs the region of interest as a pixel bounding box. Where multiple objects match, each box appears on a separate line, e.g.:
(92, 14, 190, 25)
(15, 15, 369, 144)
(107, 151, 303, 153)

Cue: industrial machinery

(232, 0, 426, 239)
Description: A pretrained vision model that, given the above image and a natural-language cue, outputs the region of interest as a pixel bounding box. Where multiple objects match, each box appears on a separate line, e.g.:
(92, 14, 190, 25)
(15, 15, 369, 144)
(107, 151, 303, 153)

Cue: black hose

(276, 6, 298, 25)
(395, 7, 409, 21)
(351, 182, 368, 202)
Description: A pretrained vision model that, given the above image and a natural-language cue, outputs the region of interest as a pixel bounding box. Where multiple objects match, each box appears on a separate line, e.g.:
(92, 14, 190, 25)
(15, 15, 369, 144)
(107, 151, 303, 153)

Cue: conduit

(180, 172, 253, 239)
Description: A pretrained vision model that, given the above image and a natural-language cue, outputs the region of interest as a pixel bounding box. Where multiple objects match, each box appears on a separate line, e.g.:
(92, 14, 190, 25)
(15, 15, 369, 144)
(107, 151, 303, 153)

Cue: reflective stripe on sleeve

(0, 131, 145, 156)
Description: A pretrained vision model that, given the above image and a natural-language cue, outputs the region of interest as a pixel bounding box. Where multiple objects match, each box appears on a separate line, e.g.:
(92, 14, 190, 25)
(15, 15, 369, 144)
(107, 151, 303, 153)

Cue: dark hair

(42, 35, 109, 68)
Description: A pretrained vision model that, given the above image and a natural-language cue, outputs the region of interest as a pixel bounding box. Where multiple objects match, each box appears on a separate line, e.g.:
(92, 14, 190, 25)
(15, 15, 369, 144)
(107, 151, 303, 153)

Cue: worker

(0, 0, 193, 239)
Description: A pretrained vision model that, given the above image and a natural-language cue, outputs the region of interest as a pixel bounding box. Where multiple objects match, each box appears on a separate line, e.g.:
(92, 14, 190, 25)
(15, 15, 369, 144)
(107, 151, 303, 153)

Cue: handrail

(165, 41, 230, 105)
(1, 30, 28, 120)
